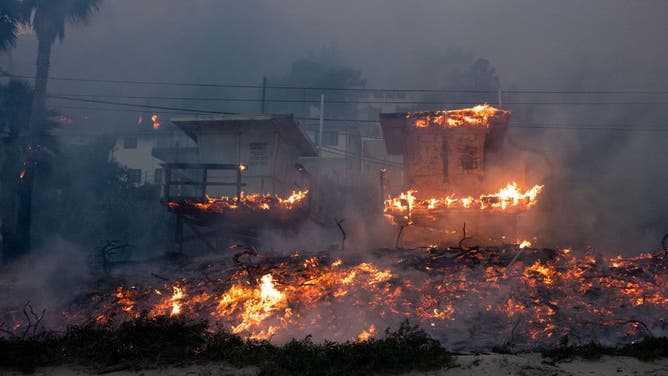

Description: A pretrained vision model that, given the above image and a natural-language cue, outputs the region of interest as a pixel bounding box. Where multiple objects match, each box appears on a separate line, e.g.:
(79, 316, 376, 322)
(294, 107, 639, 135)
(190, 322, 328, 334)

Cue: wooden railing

(163, 163, 246, 202)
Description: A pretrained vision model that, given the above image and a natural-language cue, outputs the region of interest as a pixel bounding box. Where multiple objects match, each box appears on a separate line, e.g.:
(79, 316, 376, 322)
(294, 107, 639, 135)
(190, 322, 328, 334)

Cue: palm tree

(0, 80, 33, 261)
(21, 0, 101, 116)
(13, 0, 101, 254)
(0, 0, 20, 51)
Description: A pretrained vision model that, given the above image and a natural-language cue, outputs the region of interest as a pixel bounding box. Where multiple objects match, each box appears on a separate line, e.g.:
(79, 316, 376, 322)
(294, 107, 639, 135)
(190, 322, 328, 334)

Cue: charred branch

(336, 219, 346, 251)
(395, 225, 406, 249)
(20, 301, 46, 340)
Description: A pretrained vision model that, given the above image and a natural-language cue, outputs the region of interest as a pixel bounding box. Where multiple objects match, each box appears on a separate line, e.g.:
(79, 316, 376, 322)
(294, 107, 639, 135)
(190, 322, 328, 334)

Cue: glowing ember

(73, 250, 668, 350)
(3, 248, 668, 352)
(519, 240, 532, 249)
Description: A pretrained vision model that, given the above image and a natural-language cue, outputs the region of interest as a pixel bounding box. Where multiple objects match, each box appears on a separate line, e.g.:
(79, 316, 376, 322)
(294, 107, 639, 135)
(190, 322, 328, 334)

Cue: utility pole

(261, 76, 267, 114)
(318, 94, 325, 147)
(497, 87, 503, 107)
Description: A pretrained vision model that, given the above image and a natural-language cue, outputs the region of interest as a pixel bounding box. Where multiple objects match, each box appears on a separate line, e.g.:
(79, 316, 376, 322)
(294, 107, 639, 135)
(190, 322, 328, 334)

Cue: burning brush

(3, 243, 665, 353)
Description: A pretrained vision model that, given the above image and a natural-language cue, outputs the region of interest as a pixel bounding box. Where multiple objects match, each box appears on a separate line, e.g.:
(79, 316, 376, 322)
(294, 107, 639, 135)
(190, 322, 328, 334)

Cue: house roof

(379, 106, 511, 155)
(171, 114, 318, 157)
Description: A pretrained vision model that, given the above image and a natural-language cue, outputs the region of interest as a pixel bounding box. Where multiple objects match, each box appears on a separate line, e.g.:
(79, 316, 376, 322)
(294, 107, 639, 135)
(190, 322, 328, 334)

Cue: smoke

(1, 1, 666, 253)
(0, 237, 92, 329)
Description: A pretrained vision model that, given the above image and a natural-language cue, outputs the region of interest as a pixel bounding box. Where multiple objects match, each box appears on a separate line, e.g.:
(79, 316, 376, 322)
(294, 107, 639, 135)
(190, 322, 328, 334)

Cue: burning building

(164, 114, 317, 250)
(379, 105, 543, 244)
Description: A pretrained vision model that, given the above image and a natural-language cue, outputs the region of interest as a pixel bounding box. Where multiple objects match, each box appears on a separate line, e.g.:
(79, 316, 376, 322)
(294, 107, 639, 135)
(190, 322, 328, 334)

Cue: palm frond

(66, 0, 101, 24)
(0, 0, 20, 50)
(19, 0, 101, 42)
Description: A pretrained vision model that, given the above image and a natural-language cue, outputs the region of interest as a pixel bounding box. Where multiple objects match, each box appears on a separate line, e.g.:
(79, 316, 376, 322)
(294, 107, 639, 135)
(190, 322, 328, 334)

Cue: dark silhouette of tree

(12, 0, 101, 254)
(269, 44, 366, 119)
(0, 0, 19, 51)
(414, 57, 501, 112)
(458, 58, 500, 92)
(0, 80, 32, 261)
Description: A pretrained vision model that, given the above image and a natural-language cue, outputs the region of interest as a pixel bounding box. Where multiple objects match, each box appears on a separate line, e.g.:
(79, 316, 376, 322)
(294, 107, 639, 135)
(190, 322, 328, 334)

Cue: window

(123, 135, 138, 149)
(460, 146, 478, 170)
(323, 130, 339, 146)
(154, 168, 163, 185)
(127, 169, 142, 185)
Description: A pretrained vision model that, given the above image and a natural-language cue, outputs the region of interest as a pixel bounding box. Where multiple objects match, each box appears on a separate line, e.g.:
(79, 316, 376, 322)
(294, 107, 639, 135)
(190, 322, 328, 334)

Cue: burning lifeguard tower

(163, 114, 317, 251)
(379, 105, 543, 245)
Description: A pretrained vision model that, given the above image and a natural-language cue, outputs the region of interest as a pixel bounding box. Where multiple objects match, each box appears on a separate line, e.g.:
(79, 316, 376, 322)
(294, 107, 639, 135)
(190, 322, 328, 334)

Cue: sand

(3, 354, 668, 376)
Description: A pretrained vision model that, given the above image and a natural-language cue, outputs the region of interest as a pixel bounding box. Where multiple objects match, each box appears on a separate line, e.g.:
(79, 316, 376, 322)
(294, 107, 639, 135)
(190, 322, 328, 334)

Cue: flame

(8, 248, 667, 351)
(217, 274, 288, 337)
(357, 324, 376, 341)
(152, 114, 160, 130)
(19, 170, 25, 180)
(384, 183, 544, 224)
(170, 285, 185, 316)
(169, 190, 309, 214)
(406, 104, 510, 128)
(114, 286, 135, 314)
(519, 240, 532, 249)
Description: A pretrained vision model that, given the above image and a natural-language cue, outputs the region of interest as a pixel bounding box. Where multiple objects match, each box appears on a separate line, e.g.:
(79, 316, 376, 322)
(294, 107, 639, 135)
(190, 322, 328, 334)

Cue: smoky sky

(3, 0, 667, 88)
(1, 0, 667, 252)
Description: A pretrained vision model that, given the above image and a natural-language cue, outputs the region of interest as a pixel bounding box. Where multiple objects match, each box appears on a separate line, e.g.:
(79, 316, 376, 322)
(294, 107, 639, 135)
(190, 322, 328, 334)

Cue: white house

(110, 124, 197, 186)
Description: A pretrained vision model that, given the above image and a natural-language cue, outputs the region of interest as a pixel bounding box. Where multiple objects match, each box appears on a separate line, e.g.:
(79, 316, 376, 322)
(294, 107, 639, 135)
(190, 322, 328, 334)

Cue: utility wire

(50, 98, 668, 133)
(5, 72, 668, 95)
(318, 146, 403, 167)
(47, 93, 668, 106)
(49, 95, 237, 115)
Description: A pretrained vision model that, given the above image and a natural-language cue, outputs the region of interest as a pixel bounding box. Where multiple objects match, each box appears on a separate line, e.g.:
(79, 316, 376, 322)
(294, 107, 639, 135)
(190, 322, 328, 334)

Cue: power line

(51, 100, 668, 133)
(318, 146, 403, 167)
(6, 72, 668, 95)
(56, 105, 204, 116)
(49, 95, 237, 115)
(47, 93, 668, 106)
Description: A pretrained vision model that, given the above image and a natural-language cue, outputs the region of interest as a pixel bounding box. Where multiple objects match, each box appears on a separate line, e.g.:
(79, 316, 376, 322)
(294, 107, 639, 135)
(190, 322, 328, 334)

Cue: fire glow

(406, 104, 510, 128)
(22, 247, 667, 352)
(167, 190, 308, 214)
(151, 114, 160, 130)
(384, 183, 544, 224)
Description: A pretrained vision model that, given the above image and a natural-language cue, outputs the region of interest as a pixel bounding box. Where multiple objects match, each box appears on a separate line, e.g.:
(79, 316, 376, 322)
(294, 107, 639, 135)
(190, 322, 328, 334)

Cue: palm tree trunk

(0, 143, 22, 262)
(14, 32, 54, 256)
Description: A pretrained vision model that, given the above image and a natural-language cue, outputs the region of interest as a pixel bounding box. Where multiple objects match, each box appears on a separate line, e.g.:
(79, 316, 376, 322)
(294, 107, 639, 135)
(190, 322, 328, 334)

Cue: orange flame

(171, 190, 309, 214)
(170, 285, 185, 316)
(151, 114, 160, 130)
(27, 249, 667, 350)
(406, 104, 510, 128)
(384, 183, 544, 223)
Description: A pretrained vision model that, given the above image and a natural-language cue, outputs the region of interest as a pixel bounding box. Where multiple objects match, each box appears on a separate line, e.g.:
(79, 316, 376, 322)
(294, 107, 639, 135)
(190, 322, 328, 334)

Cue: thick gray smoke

(1, 0, 667, 254)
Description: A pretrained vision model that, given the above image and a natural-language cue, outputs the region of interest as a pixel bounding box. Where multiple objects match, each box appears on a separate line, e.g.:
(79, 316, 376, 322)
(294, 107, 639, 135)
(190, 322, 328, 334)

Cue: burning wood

(167, 190, 309, 214)
(3, 245, 666, 352)
(406, 104, 511, 128)
(384, 182, 544, 225)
